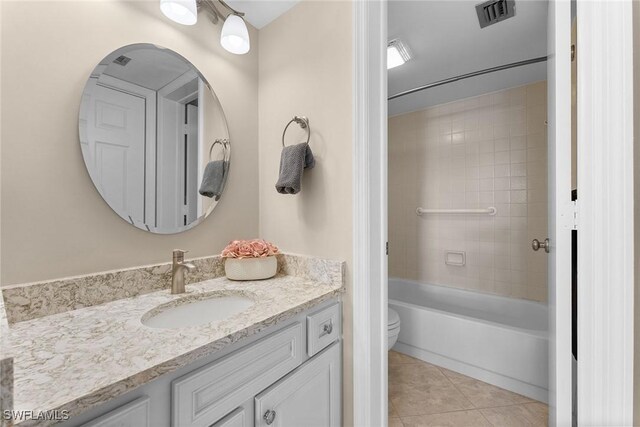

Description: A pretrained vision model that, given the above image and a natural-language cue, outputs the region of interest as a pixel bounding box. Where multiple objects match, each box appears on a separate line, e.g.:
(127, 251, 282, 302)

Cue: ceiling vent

(113, 55, 131, 66)
(476, 0, 516, 28)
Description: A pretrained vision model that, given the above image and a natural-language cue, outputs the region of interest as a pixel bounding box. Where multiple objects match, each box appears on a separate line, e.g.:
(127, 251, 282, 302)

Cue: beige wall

(0, 1, 259, 285)
(389, 82, 549, 302)
(257, 1, 353, 424)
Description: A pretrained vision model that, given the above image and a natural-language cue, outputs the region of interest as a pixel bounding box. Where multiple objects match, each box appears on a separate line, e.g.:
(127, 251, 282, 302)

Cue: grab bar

(416, 207, 497, 216)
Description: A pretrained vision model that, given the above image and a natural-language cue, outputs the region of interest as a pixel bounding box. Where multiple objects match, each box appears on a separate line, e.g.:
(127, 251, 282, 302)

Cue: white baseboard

(393, 342, 549, 404)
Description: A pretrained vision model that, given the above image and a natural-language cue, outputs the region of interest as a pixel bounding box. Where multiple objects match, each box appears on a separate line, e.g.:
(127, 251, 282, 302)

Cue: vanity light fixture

(160, 0, 250, 55)
(220, 14, 250, 55)
(160, 0, 198, 25)
(387, 39, 411, 69)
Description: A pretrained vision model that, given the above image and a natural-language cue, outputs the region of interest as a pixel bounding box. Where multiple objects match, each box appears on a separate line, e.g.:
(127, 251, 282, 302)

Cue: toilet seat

(388, 308, 401, 350)
(388, 308, 401, 330)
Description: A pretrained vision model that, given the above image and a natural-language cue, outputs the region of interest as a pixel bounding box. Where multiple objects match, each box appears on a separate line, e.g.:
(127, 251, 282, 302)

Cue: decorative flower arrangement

(221, 239, 280, 259)
(222, 239, 280, 281)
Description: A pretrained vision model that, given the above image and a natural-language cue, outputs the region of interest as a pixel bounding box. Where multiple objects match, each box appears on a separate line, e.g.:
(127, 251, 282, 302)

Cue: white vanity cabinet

(81, 397, 150, 427)
(212, 408, 248, 427)
(254, 343, 341, 427)
(172, 322, 306, 426)
(70, 300, 341, 427)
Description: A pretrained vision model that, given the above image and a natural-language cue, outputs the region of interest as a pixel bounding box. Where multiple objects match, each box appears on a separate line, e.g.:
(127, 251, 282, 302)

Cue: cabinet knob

(322, 321, 333, 336)
(531, 238, 550, 253)
(264, 409, 276, 425)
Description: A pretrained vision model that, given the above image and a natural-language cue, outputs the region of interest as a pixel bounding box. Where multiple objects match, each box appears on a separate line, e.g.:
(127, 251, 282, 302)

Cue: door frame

(352, 0, 388, 426)
(576, 0, 635, 424)
(547, 0, 573, 425)
(353, 0, 637, 426)
(155, 72, 198, 230)
(98, 75, 157, 227)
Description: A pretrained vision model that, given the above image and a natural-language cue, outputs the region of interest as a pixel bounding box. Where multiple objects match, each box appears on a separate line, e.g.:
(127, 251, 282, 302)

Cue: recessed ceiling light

(387, 39, 411, 70)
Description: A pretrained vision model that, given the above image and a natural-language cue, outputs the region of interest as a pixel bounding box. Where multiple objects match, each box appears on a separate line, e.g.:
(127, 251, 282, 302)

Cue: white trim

(157, 70, 198, 100)
(577, 0, 635, 424)
(197, 80, 205, 217)
(547, 0, 573, 425)
(352, 0, 388, 426)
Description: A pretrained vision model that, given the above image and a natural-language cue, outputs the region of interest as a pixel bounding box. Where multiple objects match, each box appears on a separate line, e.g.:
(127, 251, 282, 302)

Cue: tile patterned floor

(388, 351, 548, 426)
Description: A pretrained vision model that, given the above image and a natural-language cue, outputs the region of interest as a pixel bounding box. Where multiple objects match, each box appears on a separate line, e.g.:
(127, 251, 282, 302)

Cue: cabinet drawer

(82, 396, 150, 427)
(307, 303, 340, 356)
(172, 322, 304, 427)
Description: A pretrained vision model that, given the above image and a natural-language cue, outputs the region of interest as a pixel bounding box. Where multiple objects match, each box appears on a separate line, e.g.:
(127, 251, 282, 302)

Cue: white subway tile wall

(389, 81, 548, 303)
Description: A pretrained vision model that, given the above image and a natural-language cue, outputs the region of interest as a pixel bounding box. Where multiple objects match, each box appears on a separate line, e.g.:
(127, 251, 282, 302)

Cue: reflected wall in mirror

(79, 44, 230, 234)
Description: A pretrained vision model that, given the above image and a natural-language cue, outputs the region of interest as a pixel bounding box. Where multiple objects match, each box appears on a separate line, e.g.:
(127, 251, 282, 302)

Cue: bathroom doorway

(353, 0, 636, 425)
(352, 0, 575, 426)
(386, 0, 561, 424)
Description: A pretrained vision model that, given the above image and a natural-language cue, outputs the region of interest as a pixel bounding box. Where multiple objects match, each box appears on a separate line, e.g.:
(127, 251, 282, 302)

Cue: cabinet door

(212, 408, 248, 427)
(172, 322, 304, 427)
(82, 397, 150, 427)
(255, 343, 341, 427)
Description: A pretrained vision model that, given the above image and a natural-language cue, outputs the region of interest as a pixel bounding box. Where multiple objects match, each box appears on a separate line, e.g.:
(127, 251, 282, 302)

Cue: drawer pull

(322, 321, 333, 336)
(307, 303, 340, 356)
(263, 410, 277, 425)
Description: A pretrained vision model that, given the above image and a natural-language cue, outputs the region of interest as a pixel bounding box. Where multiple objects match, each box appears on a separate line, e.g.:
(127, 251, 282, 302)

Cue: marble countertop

(7, 271, 343, 424)
(0, 291, 14, 425)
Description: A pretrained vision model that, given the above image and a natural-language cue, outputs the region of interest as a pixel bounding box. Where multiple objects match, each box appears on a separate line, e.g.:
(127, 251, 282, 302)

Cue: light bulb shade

(220, 15, 250, 55)
(387, 39, 411, 69)
(160, 0, 198, 25)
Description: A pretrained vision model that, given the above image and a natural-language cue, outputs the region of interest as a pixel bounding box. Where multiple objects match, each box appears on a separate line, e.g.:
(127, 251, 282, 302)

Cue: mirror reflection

(79, 44, 230, 234)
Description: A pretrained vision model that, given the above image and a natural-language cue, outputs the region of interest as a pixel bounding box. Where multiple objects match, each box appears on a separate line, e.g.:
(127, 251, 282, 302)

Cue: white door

(547, 0, 573, 425)
(88, 85, 146, 225)
(254, 343, 341, 427)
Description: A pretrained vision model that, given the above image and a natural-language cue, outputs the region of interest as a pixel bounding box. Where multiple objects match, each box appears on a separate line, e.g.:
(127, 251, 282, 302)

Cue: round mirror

(79, 44, 230, 234)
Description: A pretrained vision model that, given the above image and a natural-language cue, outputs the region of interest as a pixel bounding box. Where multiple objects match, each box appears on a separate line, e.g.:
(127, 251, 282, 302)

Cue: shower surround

(388, 81, 548, 302)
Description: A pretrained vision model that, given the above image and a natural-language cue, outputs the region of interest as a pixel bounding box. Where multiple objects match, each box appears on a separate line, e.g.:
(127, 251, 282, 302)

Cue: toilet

(388, 308, 401, 350)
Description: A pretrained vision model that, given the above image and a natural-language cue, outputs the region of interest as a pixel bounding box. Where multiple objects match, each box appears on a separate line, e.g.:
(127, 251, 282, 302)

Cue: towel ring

(282, 116, 310, 147)
(209, 139, 229, 161)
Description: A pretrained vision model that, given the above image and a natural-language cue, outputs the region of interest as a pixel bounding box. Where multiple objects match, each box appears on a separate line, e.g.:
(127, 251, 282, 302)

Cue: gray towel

(199, 160, 227, 201)
(275, 143, 315, 194)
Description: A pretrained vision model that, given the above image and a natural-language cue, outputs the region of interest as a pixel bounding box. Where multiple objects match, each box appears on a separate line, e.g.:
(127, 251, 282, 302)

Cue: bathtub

(389, 278, 549, 403)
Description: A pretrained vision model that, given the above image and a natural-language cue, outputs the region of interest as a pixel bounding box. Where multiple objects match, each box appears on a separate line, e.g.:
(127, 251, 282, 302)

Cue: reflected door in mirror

(84, 85, 147, 224)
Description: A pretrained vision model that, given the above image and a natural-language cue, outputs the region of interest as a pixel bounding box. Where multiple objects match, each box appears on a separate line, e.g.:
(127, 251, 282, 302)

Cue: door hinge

(386, 241, 389, 256)
(561, 200, 578, 230)
(563, 200, 578, 230)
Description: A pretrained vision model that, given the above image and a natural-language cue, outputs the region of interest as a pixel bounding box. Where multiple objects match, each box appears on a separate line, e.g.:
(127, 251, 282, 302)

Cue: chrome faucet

(171, 249, 196, 294)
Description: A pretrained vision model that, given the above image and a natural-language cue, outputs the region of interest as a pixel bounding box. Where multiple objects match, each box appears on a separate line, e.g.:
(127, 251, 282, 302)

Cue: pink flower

(221, 239, 280, 259)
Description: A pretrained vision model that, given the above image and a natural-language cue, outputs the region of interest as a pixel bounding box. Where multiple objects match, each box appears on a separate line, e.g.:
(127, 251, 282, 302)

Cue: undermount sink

(141, 292, 254, 329)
